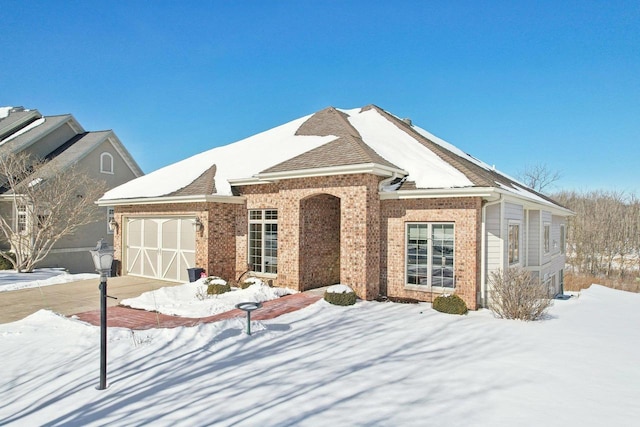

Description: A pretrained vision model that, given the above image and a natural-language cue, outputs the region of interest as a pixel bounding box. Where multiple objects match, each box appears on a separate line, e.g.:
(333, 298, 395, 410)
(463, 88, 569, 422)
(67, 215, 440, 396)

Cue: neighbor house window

(107, 207, 115, 234)
(508, 223, 520, 264)
(406, 223, 454, 288)
(249, 209, 278, 274)
(560, 224, 566, 253)
(100, 152, 114, 174)
(544, 223, 551, 254)
(16, 204, 27, 233)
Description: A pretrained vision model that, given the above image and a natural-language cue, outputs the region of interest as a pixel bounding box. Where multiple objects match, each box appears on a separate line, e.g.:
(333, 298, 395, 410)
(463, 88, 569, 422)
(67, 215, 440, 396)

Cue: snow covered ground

(120, 278, 296, 317)
(0, 268, 98, 292)
(1, 284, 639, 426)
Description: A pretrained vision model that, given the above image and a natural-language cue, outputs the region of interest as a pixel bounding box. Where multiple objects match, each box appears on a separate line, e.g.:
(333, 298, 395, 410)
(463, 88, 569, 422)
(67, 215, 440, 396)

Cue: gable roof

(99, 104, 567, 212)
(0, 107, 143, 194)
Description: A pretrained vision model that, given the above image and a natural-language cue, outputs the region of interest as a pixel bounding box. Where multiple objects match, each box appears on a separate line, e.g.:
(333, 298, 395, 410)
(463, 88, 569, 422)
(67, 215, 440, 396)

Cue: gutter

(230, 163, 409, 186)
(96, 194, 246, 207)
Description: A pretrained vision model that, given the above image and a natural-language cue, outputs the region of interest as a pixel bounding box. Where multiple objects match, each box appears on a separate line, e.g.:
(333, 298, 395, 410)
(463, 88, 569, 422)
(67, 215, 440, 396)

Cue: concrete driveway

(0, 275, 181, 324)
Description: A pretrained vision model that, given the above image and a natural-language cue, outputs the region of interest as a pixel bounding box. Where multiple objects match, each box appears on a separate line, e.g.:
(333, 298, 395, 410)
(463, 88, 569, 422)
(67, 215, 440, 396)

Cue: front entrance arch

(299, 194, 341, 291)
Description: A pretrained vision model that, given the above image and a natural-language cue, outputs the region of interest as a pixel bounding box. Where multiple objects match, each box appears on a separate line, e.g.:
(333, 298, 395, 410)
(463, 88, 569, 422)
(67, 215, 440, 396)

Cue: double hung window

(406, 223, 455, 288)
(508, 223, 520, 264)
(249, 209, 278, 274)
(543, 223, 551, 254)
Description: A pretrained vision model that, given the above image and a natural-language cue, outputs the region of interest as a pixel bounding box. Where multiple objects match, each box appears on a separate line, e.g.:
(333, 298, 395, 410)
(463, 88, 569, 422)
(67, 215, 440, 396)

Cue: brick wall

(113, 202, 241, 281)
(300, 194, 341, 290)
(114, 177, 483, 309)
(237, 174, 382, 299)
(380, 197, 482, 310)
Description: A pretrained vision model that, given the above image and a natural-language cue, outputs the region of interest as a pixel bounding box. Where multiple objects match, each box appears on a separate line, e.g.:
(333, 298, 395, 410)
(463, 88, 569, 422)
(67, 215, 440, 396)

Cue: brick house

(98, 105, 571, 309)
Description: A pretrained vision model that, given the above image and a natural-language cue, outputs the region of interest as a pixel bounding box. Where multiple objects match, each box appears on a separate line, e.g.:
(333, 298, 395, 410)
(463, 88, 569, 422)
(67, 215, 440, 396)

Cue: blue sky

(1, 1, 638, 192)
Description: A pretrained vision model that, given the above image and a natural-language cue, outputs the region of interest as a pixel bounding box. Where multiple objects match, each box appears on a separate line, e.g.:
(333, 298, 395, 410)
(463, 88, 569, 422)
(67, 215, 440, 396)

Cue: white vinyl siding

(527, 210, 540, 266)
(485, 203, 502, 274)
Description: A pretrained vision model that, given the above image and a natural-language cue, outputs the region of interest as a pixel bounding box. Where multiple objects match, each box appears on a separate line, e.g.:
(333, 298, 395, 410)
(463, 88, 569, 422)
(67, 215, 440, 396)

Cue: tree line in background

(520, 163, 640, 289)
(553, 190, 640, 280)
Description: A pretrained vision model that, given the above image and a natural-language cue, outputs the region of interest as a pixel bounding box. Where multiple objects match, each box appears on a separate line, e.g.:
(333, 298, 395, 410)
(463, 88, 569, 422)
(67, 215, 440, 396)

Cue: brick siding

(113, 176, 482, 309)
(381, 197, 482, 310)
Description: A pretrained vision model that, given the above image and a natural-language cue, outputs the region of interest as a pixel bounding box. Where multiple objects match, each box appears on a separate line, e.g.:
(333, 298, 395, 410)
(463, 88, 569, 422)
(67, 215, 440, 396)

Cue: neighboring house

(0, 106, 143, 273)
(98, 105, 571, 309)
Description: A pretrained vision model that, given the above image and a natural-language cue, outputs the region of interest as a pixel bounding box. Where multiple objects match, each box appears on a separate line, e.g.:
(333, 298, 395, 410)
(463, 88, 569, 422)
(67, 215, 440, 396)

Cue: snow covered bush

(324, 284, 357, 306)
(489, 267, 553, 321)
(204, 276, 230, 295)
(432, 294, 468, 315)
(239, 277, 264, 289)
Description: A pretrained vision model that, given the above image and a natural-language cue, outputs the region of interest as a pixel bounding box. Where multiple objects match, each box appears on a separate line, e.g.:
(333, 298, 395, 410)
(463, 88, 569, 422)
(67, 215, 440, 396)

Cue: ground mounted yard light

(89, 239, 115, 390)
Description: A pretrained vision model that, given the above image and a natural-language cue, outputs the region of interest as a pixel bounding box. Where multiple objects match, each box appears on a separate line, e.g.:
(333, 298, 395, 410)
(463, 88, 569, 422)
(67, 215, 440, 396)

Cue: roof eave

(96, 194, 246, 207)
(230, 163, 409, 186)
(379, 187, 498, 200)
(495, 188, 575, 216)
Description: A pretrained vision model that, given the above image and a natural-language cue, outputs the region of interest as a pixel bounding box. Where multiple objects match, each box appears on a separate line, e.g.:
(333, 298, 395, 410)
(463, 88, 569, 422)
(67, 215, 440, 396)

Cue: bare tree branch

(0, 152, 107, 272)
(517, 163, 561, 193)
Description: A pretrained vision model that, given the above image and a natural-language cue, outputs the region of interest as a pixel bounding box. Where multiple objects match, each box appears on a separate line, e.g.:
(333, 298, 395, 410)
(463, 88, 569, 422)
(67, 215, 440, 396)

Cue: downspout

(481, 195, 502, 308)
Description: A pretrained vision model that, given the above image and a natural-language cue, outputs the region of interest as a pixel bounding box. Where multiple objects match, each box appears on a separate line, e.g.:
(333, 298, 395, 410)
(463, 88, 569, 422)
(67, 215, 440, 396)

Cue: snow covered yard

(119, 277, 295, 317)
(0, 268, 98, 292)
(1, 285, 639, 426)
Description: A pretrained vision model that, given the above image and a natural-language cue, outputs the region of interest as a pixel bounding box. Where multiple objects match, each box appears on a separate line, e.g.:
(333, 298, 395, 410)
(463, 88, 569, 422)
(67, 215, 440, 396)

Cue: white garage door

(125, 217, 196, 282)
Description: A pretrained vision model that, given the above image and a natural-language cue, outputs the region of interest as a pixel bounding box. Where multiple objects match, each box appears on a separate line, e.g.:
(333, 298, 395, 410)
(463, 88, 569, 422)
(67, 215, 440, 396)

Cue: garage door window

(249, 209, 278, 274)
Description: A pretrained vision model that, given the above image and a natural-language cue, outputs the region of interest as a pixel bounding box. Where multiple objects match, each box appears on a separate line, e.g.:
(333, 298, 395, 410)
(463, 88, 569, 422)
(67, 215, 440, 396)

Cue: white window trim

(508, 221, 521, 265)
(107, 207, 115, 235)
(404, 222, 455, 291)
(543, 222, 551, 254)
(248, 209, 278, 276)
(100, 152, 114, 174)
(16, 204, 28, 234)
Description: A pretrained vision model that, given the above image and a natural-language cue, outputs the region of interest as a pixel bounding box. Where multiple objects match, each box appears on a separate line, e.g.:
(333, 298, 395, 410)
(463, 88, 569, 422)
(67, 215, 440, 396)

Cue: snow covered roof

(100, 105, 565, 210)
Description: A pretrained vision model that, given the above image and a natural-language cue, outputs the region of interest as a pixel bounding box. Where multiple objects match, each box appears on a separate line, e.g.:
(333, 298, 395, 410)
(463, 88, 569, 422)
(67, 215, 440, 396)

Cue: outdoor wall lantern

(108, 218, 118, 232)
(194, 217, 204, 233)
(89, 239, 115, 390)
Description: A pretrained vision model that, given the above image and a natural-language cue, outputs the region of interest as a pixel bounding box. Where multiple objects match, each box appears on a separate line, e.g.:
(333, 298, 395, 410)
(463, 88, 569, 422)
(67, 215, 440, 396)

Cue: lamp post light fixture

(89, 239, 115, 390)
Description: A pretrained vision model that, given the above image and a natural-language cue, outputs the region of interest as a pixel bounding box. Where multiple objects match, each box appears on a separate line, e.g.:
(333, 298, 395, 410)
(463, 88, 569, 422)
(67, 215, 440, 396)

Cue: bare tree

(517, 163, 561, 193)
(554, 189, 640, 280)
(0, 152, 107, 272)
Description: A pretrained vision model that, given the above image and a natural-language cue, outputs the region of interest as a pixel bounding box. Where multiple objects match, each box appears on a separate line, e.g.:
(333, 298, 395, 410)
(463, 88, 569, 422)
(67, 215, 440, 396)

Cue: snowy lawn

(0, 268, 98, 292)
(120, 277, 296, 317)
(1, 285, 639, 426)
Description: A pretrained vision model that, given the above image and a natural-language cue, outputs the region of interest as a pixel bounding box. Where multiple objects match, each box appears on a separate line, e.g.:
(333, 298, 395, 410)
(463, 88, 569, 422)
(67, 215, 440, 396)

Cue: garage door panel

(181, 220, 195, 247)
(125, 217, 196, 282)
(162, 220, 179, 248)
(128, 248, 142, 276)
(144, 220, 159, 247)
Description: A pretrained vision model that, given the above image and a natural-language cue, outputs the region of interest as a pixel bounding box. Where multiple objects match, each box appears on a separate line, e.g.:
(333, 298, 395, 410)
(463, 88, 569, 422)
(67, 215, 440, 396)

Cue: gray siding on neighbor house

(44, 138, 142, 273)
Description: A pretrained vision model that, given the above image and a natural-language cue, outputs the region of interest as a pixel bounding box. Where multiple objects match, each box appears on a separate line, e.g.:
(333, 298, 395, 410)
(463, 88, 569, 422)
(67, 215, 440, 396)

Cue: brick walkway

(73, 292, 322, 330)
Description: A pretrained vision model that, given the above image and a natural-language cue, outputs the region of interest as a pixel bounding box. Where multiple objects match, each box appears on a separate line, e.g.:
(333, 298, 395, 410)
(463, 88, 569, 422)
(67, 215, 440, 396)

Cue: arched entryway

(299, 193, 341, 291)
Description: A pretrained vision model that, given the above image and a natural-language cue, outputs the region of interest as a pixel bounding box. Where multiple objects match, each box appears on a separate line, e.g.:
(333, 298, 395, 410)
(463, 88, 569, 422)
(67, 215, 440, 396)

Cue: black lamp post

(90, 239, 114, 390)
